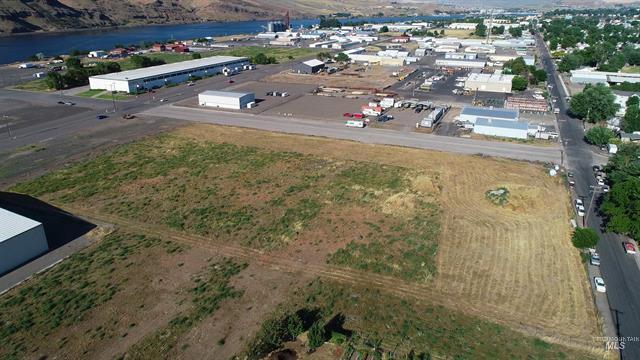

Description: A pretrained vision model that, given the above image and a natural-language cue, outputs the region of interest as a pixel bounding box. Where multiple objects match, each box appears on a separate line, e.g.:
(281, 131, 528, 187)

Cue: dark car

(96, 115, 108, 120)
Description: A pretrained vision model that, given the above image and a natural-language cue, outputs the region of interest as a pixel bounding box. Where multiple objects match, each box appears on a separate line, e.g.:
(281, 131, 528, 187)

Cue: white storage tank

(0, 208, 48, 275)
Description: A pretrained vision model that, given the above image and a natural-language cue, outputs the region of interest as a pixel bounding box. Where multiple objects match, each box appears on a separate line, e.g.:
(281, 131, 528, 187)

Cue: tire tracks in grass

(59, 204, 605, 356)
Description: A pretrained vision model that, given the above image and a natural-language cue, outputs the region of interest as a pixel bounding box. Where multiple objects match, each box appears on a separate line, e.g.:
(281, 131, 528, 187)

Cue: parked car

(568, 179, 575, 187)
(122, 114, 135, 119)
(577, 206, 585, 217)
(567, 171, 574, 178)
(575, 199, 584, 208)
(623, 242, 637, 254)
(96, 115, 108, 120)
(187, 82, 195, 86)
(159, 98, 168, 102)
(228, 80, 234, 84)
(597, 178, 605, 186)
(342, 112, 353, 118)
(593, 165, 602, 172)
(591, 253, 601, 266)
(602, 185, 610, 193)
(594, 277, 606, 293)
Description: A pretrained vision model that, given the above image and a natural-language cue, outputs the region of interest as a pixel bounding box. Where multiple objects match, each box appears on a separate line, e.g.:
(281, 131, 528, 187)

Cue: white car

(577, 206, 585, 217)
(603, 185, 610, 193)
(594, 277, 606, 293)
(598, 179, 605, 186)
(591, 253, 600, 266)
(575, 199, 584, 208)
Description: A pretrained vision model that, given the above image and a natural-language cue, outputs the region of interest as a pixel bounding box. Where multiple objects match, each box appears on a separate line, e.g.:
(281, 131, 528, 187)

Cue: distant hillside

(0, 0, 434, 36)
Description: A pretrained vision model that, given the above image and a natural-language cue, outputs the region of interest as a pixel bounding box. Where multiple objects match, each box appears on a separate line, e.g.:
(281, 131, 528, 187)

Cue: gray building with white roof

(0, 208, 48, 275)
(89, 56, 250, 93)
(459, 106, 519, 124)
(473, 118, 529, 139)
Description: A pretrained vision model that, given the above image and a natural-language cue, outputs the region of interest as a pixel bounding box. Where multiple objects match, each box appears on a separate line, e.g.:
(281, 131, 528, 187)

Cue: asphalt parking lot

(0, 66, 43, 88)
(265, 94, 368, 122)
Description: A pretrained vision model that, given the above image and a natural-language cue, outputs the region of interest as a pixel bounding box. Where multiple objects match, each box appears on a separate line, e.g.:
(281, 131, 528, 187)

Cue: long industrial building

(465, 73, 515, 93)
(0, 208, 48, 275)
(570, 68, 640, 85)
(89, 56, 250, 93)
(460, 106, 520, 124)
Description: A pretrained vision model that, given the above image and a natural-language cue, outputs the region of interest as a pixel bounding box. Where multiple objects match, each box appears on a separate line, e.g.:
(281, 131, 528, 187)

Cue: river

(0, 15, 462, 65)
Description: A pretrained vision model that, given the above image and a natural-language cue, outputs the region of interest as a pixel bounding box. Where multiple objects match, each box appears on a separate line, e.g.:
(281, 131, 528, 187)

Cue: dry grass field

(2, 124, 602, 358)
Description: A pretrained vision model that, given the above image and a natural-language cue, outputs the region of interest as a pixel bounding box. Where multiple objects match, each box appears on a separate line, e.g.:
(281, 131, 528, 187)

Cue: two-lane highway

(537, 32, 640, 358)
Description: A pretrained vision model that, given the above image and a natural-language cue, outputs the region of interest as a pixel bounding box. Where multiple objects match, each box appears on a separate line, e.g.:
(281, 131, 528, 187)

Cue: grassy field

(6, 124, 601, 357)
(243, 279, 599, 359)
(94, 92, 131, 101)
(212, 46, 322, 63)
(621, 66, 640, 73)
(0, 231, 184, 359)
(12, 78, 51, 91)
(76, 89, 105, 97)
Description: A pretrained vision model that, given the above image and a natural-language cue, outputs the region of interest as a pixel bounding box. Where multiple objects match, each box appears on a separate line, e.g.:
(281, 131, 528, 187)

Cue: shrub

(307, 320, 326, 350)
(571, 228, 599, 249)
(585, 126, 616, 146)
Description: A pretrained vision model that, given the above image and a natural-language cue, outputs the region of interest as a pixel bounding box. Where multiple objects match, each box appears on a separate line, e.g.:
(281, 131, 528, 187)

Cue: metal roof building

(89, 56, 250, 93)
(198, 90, 255, 110)
(459, 106, 519, 124)
(292, 59, 325, 74)
(465, 73, 515, 93)
(570, 68, 640, 85)
(0, 208, 48, 275)
(473, 118, 529, 139)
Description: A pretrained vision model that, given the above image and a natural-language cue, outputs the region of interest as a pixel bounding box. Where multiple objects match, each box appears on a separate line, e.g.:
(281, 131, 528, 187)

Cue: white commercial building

(465, 73, 515, 93)
(449, 23, 480, 30)
(0, 208, 48, 275)
(435, 58, 486, 69)
(473, 118, 529, 139)
(89, 56, 249, 93)
(570, 68, 640, 85)
(460, 106, 520, 124)
(198, 90, 255, 110)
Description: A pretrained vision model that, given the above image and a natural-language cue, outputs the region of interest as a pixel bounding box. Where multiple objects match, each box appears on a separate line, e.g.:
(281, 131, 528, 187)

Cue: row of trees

(502, 57, 548, 92)
(44, 57, 122, 90)
(251, 53, 277, 65)
(474, 24, 523, 38)
(601, 144, 640, 240)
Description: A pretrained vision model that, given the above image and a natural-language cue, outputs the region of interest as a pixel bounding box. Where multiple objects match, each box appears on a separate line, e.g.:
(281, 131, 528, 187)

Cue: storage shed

(292, 59, 325, 74)
(459, 106, 519, 124)
(0, 208, 48, 275)
(473, 118, 529, 139)
(198, 90, 255, 109)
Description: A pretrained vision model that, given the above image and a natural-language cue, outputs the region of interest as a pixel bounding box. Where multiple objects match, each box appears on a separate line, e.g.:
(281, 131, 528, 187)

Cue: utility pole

(2, 115, 12, 139)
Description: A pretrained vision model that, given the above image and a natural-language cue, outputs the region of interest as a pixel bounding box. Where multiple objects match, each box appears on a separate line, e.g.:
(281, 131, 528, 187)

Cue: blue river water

(0, 15, 462, 64)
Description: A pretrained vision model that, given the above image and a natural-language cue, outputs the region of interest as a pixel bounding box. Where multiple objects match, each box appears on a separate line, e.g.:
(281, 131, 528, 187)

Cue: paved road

(141, 104, 562, 163)
(538, 32, 640, 358)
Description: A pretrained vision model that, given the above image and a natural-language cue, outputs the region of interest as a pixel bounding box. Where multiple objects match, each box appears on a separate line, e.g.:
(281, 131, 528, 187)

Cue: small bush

(571, 228, 599, 249)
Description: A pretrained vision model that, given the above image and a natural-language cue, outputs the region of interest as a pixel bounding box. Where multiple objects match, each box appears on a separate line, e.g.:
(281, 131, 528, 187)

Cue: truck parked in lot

(418, 107, 446, 128)
(345, 120, 365, 128)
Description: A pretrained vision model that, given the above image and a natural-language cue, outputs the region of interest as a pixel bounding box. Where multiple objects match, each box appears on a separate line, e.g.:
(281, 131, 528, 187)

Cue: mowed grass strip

(11, 134, 441, 282)
(0, 231, 184, 359)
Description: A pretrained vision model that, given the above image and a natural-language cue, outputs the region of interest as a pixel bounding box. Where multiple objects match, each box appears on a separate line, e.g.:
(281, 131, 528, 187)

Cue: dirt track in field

(57, 124, 601, 354)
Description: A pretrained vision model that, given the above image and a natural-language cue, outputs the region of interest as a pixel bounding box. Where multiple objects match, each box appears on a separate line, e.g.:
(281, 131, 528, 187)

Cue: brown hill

(0, 0, 432, 35)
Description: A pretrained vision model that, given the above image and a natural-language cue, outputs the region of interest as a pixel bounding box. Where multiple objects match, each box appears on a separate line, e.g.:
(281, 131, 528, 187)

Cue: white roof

(90, 56, 248, 82)
(0, 208, 42, 243)
(466, 72, 515, 84)
(303, 59, 325, 67)
(199, 90, 253, 99)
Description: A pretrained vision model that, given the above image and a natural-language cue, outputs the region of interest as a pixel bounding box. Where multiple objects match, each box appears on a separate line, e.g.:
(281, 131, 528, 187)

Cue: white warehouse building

(465, 73, 515, 93)
(198, 90, 255, 110)
(459, 106, 520, 124)
(0, 208, 48, 275)
(89, 56, 250, 93)
(473, 118, 529, 139)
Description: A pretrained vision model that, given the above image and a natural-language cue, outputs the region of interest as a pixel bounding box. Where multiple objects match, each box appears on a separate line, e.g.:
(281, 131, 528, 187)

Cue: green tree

(65, 57, 83, 69)
(504, 57, 528, 75)
(62, 68, 89, 87)
(508, 26, 523, 37)
(474, 23, 487, 37)
(571, 228, 599, 249)
(585, 126, 616, 145)
(602, 177, 640, 238)
(623, 103, 640, 132)
(318, 17, 341, 29)
(44, 72, 65, 90)
(558, 54, 582, 72)
(569, 84, 619, 122)
(335, 52, 350, 62)
(192, 53, 202, 59)
(492, 26, 505, 35)
(307, 320, 326, 351)
(511, 76, 528, 91)
(627, 95, 640, 107)
(533, 68, 548, 83)
(379, 25, 389, 33)
(245, 310, 304, 359)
